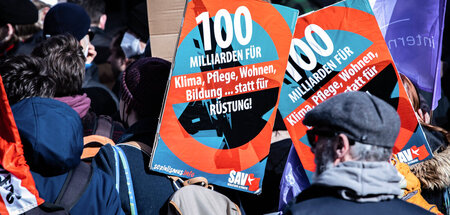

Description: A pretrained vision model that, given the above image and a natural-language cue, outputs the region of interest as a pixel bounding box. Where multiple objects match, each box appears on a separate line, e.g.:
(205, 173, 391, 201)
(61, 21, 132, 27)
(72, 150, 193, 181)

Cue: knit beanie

(121, 57, 171, 119)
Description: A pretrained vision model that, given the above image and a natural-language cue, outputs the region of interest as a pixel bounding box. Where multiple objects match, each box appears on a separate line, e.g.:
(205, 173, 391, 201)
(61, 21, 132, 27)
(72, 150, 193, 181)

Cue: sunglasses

(306, 128, 355, 148)
(306, 128, 341, 148)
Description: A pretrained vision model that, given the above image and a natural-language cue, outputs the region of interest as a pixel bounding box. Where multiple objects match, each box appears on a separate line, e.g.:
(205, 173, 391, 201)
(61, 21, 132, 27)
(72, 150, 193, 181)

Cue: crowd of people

(0, 0, 449, 214)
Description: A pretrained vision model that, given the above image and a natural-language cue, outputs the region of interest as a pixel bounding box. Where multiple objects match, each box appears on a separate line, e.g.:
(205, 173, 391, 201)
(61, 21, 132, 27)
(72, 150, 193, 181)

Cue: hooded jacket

(11, 97, 123, 215)
(393, 158, 441, 214)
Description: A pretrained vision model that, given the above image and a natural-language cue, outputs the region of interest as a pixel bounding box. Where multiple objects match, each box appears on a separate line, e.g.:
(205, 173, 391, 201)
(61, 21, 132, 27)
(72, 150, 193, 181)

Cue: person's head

(120, 2, 148, 59)
(43, 2, 93, 56)
(0, 55, 55, 105)
(12, 97, 83, 175)
(32, 34, 85, 97)
(67, 0, 107, 30)
(127, 2, 149, 43)
(303, 91, 400, 175)
(109, 32, 126, 73)
(0, 0, 38, 52)
(120, 57, 171, 127)
(400, 73, 450, 146)
(108, 31, 137, 75)
(400, 74, 420, 112)
(13, 0, 51, 41)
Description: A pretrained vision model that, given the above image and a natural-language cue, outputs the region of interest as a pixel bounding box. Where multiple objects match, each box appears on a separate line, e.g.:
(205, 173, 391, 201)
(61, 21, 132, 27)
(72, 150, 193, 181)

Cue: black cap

(43, 3, 91, 41)
(0, 0, 38, 26)
(127, 2, 149, 42)
(303, 91, 400, 148)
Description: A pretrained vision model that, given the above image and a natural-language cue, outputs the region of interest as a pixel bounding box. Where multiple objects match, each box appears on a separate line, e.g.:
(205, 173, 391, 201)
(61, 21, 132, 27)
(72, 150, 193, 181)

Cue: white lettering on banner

(311, 81, 342, 105)
(285, 26, 360, 105)
(152, 164, 183, 176)
(206, 70, 237, 84)
(196, 6, 253, 51)
(209, 98, 252, 115)
(397, 149, 413, 163)
(190, 50, 244, 68)
(396, 145, 430, 164)
(287, 59, 338, 103)
(228, 170, 249, 185)
(286, 24, 334, 82)
(239, 64, 275, 78)
(387, 35, 435, 49)
(174, 76, 203, 88)
(286, 104, 313, 126)
(189, 46, 262, 68)
(0, 167, 38, 214)
(333, 47, 354, 65)
(186, 88, 223, 101)
(338, 51, 377, 82)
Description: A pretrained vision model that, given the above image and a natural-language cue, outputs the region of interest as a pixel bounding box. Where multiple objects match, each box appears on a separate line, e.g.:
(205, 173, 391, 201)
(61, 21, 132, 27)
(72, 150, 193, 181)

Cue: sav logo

(228, 170, 260, 192)
(397, 145, 429, 163)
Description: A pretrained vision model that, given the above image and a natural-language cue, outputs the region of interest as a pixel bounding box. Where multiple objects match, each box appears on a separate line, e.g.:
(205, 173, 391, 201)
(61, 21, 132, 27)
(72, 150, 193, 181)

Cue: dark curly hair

(0, 55, 55, 105)
(32, 33, 85, 97)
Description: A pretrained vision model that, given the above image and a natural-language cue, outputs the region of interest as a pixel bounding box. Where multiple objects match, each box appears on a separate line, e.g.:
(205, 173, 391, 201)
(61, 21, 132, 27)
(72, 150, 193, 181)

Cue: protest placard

(150, 0, 298, 194)
(277, 0, 433, 180)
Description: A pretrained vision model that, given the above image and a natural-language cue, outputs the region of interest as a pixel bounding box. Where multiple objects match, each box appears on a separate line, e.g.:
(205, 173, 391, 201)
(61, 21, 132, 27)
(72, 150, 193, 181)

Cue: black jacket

(284, 185, 434, 215)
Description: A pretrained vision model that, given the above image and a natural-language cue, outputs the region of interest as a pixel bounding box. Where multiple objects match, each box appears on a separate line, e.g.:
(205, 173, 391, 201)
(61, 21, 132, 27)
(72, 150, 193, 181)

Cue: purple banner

(278, 145, 310, 212)
(371, 0, 447, 110)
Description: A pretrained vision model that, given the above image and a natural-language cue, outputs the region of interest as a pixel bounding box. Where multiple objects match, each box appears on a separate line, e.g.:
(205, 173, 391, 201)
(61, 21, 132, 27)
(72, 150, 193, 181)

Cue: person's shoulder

(88, 164, 117, 192)
(286, 197, 434, 215)
(70, 164, 124, 215)
(285, 185, 434, 215)
(388, 198, 436, 214)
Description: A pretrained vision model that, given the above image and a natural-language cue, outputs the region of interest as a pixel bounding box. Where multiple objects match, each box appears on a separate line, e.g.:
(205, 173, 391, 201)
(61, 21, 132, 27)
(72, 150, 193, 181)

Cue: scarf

(54, 94, 91, 118)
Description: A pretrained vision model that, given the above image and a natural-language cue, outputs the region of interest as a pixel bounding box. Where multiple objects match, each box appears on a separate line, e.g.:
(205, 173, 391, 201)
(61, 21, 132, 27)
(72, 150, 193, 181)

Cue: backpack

(82, 115, 116, 162)
(167, 177, 242, 215)
(111, 141, 241, 215)
(23, 162, 93, 214)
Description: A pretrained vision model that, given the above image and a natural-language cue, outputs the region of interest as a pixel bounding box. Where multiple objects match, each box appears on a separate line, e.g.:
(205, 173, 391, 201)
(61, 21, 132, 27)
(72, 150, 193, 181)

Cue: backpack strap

(93, 115, 113, 138)
(82, 116, 116, 161)
(54, 162, 93, 212)
(167, 176, 212, 190)
(112, 145, 138, 215)
(117, 141, 152, 157)
(82, 135, 115, 160)
(111, 141, 150, 193)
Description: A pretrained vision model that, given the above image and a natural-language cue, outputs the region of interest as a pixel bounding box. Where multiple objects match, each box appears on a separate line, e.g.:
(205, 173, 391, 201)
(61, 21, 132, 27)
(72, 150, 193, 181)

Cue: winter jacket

(284, 161, 433, 215)
(11, 97, 124, 215)
(393, 157, 441, 214)
(411, 138, 450, 215)
(92, 118, 177, 215)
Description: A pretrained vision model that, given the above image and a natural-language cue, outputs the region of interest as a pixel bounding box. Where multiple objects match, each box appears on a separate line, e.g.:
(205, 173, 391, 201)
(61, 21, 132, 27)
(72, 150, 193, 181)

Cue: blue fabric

(112, 146, 138, 215)
(12, 97, 82, 175)
(11, 97, 124, 215)
(93, 144, 176, 215)
(93, 119, 176, 215)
